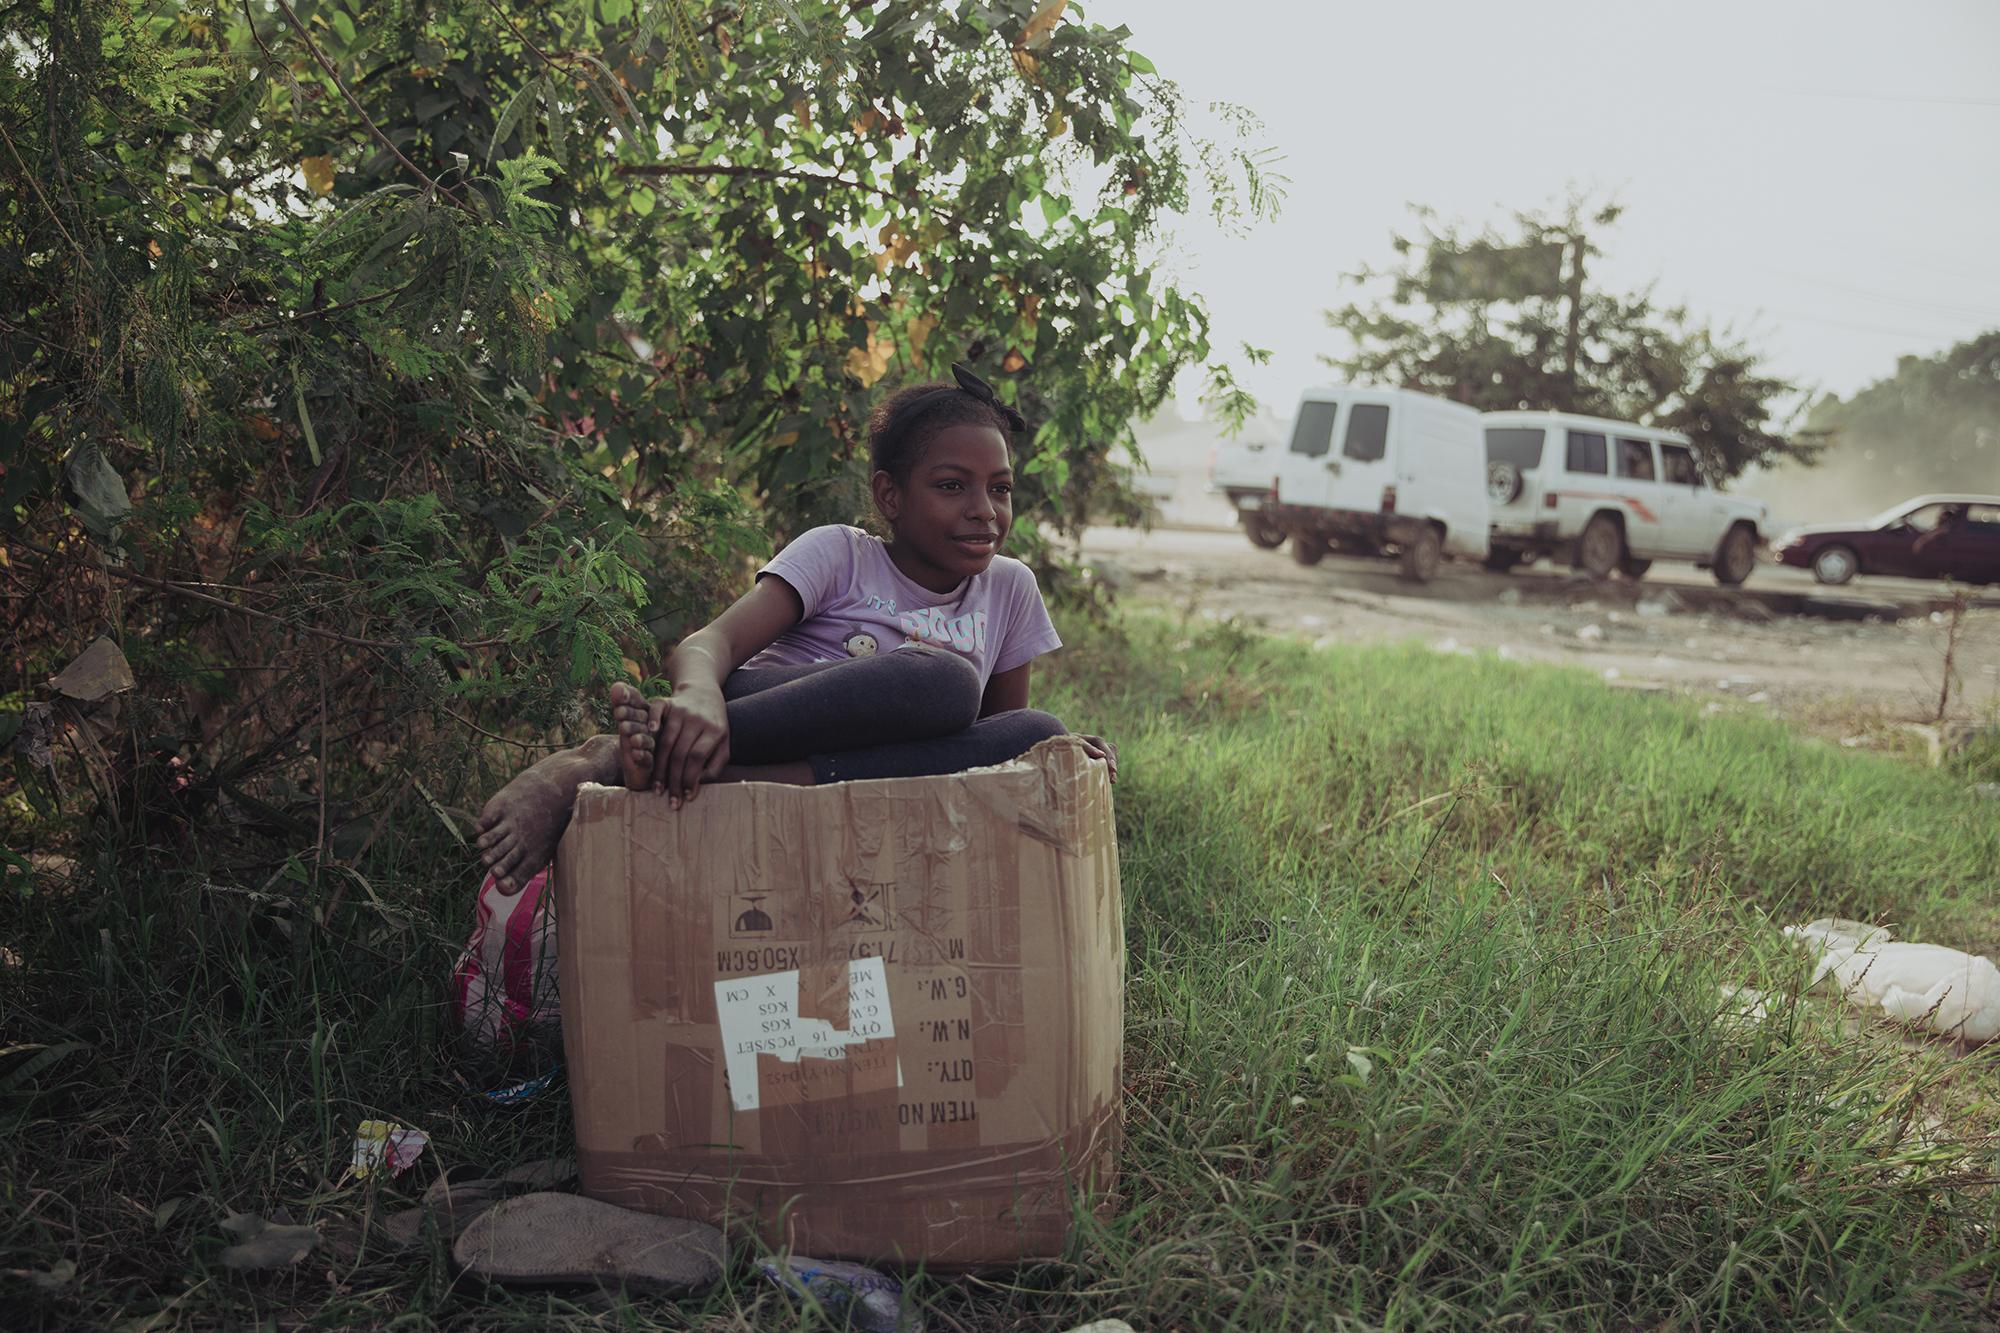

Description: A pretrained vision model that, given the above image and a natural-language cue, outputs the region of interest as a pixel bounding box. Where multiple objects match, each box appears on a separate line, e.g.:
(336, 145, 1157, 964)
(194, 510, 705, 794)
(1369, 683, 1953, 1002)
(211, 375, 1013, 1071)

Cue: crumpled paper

(344, 1120, 429, 1182)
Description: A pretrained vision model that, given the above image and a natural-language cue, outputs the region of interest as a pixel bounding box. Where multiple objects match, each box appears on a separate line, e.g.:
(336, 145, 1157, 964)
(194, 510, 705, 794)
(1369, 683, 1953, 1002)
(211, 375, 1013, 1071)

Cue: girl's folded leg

(721, 644, 984, 765)
(809, 708, 1068, 784)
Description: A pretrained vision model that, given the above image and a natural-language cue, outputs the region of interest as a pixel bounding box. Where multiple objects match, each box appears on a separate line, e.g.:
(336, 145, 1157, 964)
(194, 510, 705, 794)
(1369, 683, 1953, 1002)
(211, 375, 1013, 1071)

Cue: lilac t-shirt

(743, 525, 1061, 689)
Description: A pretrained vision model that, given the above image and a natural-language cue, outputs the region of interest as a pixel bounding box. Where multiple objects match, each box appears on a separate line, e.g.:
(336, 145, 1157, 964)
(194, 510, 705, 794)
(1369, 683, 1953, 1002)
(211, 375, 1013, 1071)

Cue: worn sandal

(381, 1158, 579, 1250)
(380, 1177, 506, 1249)
(453, 1192, 725, 1296)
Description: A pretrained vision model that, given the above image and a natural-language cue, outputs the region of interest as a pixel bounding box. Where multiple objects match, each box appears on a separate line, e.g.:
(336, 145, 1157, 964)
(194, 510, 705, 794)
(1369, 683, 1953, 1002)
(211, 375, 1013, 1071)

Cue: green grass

(5, 613, 1998, 1329)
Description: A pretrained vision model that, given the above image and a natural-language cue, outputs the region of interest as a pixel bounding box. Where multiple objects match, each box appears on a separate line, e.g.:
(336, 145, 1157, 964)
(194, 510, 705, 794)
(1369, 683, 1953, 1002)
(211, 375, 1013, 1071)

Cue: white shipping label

(714, 957, 899, 1111)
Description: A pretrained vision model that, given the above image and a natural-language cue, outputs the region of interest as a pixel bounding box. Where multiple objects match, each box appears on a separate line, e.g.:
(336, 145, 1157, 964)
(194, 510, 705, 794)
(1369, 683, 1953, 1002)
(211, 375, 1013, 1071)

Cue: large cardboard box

(554, 736, 1123, 1266)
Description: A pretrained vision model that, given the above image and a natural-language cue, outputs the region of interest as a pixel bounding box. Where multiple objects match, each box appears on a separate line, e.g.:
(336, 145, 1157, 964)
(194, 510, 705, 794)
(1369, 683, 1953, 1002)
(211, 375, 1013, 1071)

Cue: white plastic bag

(1784, 917, 2000, 1044)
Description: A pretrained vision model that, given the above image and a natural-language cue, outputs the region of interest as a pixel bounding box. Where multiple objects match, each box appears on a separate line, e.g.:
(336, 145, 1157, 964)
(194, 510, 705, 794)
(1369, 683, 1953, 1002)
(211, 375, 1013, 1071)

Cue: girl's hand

(653, 685, 731, 808)
(1076, 733, 1118, 783)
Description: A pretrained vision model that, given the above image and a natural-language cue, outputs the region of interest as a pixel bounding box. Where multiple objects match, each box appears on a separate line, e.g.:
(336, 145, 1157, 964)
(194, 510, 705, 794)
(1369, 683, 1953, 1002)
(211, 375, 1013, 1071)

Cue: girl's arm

(656, 576, 804, 802)
(978, 663, 1031, 718)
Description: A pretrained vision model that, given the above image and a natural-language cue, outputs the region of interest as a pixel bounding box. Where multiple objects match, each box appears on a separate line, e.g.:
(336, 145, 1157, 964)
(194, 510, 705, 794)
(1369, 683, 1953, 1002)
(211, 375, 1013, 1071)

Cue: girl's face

(872, 424, 1014, 594)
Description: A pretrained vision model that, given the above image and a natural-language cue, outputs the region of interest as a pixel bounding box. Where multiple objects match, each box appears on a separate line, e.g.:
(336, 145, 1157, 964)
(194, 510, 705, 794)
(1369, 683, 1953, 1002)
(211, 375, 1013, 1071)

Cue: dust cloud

(1741, 425, 1997, 533)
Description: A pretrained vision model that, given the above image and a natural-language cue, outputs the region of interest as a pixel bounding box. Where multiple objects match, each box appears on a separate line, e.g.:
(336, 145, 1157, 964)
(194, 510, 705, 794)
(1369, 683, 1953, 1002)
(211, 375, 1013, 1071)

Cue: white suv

(1481, 410, 1765, 585)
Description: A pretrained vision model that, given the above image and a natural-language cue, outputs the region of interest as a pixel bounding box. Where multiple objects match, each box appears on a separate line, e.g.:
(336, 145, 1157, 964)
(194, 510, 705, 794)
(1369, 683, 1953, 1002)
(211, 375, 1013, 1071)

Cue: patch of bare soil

(1076, 527, 2000, 746)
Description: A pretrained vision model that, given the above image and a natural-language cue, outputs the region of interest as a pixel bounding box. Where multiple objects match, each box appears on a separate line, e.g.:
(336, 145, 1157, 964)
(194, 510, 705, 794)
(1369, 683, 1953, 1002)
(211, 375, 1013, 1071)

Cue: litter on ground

(1716, 984, 1772, 1028)
(344, 1120, 428, 1182)
(1784, 918, 2000, 1044)
(757, 1255, 919, 1332)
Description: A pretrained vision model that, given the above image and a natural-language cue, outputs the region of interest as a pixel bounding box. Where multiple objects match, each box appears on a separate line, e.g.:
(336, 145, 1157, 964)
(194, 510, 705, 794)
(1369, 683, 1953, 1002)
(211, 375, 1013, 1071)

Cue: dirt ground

(1075, 525, 2000, 739)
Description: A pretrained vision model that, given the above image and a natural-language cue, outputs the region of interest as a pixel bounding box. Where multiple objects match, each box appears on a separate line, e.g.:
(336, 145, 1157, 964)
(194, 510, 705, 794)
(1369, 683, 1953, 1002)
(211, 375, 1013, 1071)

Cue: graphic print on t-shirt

(898, 606, 988, 655)
(745, 525, 1060, 686)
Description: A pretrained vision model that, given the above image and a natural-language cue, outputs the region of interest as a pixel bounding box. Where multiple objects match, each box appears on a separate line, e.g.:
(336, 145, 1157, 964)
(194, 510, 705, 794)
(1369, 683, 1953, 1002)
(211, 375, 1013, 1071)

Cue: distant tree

(1802, 332, 2000, 492)
(1322, 200, 1813, 482)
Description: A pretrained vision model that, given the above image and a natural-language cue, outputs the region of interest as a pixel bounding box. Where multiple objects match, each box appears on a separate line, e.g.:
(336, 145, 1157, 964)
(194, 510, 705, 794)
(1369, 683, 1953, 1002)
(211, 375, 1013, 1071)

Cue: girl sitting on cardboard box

(471, 364, 1115, 897)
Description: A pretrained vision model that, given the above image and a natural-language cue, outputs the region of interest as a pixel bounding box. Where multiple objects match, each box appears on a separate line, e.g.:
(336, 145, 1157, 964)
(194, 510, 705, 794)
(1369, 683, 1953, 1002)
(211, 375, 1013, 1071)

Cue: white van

(1270, 386, 1489, 581)
(1481, 410, 1765, 584)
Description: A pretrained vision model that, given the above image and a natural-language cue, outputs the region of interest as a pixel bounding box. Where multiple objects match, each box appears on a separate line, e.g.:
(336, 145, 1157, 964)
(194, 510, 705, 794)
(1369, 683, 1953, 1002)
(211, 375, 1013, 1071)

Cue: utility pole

(1561, 231, 1585, 408)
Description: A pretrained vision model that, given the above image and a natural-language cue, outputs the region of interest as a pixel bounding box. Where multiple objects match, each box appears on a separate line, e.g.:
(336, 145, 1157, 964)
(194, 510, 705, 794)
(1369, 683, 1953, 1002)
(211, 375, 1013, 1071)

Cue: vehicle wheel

(1713, 525, 1756, 586)
(1486, 461, 1523, 505)
(1399, 526, 1443, 582)
(1290, 533, 1328, 566)
(1618, 556, 1652, 580)
(1811, 543, 1858, 586)
(1574, 514, 1623, 579)
(1483, 549, 1524, 573)
(1243, 511, 1285, 550)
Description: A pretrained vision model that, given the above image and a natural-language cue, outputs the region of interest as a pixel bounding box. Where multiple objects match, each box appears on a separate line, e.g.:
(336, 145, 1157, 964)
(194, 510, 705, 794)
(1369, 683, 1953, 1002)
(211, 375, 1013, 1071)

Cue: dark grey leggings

(721, 644, 1067, 784)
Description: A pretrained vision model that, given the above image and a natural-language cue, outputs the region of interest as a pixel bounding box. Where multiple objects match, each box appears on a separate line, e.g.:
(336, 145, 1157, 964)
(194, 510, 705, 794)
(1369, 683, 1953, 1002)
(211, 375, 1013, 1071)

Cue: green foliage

(1323, 199, 1814, 481)
(1803, 330, 2000, 493)
(1199, 340, 1271, 439)
(1, 0, 1270, 865)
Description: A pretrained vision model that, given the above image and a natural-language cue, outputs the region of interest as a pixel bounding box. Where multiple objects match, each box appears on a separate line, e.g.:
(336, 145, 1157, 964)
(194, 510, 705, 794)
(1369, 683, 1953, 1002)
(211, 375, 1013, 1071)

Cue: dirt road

(1076, 526, 2000, 731)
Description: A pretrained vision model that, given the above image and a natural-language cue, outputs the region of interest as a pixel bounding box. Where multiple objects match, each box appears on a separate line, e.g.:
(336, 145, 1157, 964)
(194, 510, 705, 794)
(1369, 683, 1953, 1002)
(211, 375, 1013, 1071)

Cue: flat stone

(217, 1213, 319, 1271)
(499, 1157, 578, 1192)
(454, 1193, 723, 1297)
(383, 1160, 579, 1250)
(379, 1186, 504, 1249)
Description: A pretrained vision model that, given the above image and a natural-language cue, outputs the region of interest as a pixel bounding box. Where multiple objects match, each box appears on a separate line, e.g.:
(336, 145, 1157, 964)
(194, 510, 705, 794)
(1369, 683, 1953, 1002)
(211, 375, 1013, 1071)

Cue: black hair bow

(950, 362, 1029, 433)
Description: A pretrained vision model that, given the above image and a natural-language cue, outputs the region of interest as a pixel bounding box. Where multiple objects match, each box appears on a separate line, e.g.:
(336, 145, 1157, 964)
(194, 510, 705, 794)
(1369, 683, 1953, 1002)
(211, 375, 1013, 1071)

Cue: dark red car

(1772, 495, 2000, 585)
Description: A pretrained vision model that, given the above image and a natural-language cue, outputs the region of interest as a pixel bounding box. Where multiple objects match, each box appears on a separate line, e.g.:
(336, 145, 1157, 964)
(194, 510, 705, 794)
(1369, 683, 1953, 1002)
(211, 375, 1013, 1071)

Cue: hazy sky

(1093, 0, 2000, 418)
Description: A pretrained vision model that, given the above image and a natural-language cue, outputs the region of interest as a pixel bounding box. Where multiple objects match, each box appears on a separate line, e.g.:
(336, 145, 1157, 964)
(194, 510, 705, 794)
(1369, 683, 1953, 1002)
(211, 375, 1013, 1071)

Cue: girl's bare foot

(474, 735, 620, 893)
(608, 681, 663, 791)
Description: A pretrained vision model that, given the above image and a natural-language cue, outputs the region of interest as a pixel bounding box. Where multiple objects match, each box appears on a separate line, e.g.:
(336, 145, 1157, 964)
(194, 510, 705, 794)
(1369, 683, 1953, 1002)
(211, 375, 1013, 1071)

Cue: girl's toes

(499, 850, 539, 891)
(618, 741, 654, 789)
(609, 682, 652, 726)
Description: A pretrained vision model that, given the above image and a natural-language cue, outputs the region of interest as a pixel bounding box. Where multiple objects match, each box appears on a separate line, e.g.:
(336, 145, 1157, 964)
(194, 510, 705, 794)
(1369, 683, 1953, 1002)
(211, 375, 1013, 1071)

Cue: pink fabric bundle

(451, 868, 563, 1081)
